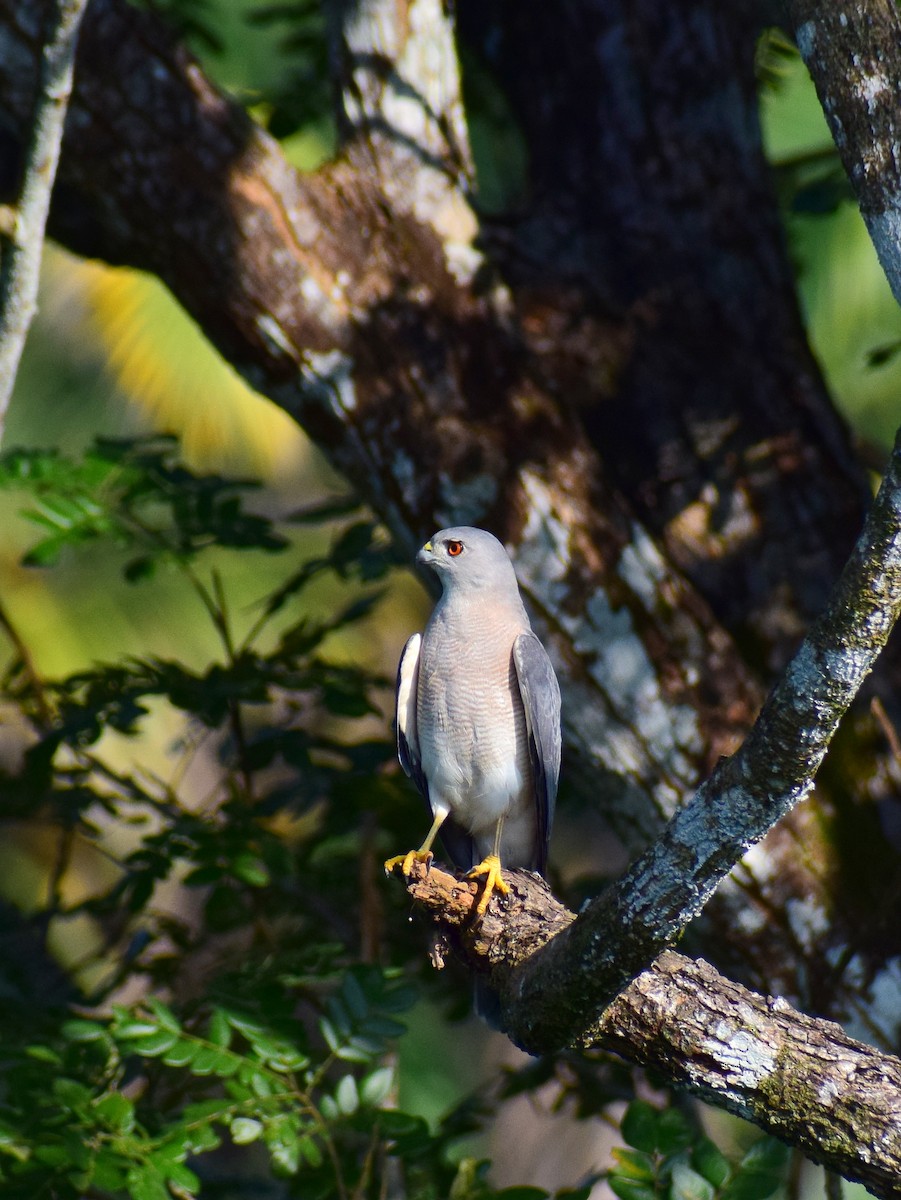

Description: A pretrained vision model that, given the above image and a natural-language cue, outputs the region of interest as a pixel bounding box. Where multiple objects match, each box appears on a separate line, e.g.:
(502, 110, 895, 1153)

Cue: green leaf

(620, 1100, 659, 1154)
(25, 1044, 62, 1064)
(360, 1065, 394, 1106)
(152, 1133, 191, 1165)
(182, 1098, 234, 1123)
(271, 1139, 301, 1176)
(608, 1179, 656, 1200)
(610, 1148, 654, 1181)
(185, 1123, 221, 1155)
(319, 1017, 340, 1052)
(738, 1139, 790, 1175)
(207, 1009, 232, 1048)
(93, 1092, 135, 1133)
(114, 1020, 159, 1038)
(336, 1038, 379, 1063)
(162, 1159, 200, 1192)
(336, 1073, 359, 1115)
(127, 1163, 171, 1200)
(266, 1116, 303, 1176)
(34, 1144, 71, 1167)
(162, 1039, 199, 1067)
(359, 1015, 407, 1039)
(341, 971, 369, 1019)
(62, 1018, 108, 1043)
(298, 1135, 323, 1167)
(325, 995, 352, 1039)
(223, 1010, 267, 1038)
(250, 1036, 307, 1071)
(231, 1117, 264, 1145)
(723, 1139, 789, 1200)
(250, 1071, 275, 1098)
(671, 1161, 716, 1200)
(692, 1138, 731, 1189)
(0, 1124, 31, 1164)
(232, 851, 270, 887)
(130, 1029, 179, 1056)
(146, 998, 181, 1032)
(656, 1108, 693, 1156)
(189, 1046, 236, 1076)
(52, 1077, 93, 1110)
(92, 1148, 128, 1191)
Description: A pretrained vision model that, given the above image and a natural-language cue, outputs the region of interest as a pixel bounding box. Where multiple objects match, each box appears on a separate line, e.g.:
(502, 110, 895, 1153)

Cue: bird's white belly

(422, 731, 527, 831)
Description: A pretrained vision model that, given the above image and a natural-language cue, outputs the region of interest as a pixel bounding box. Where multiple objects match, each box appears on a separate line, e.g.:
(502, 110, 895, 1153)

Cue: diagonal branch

(788, 0, 901, 310)
(501, 431, 901, 1050)
(394, 860, 901, 1200)
(0, 0, 88, 435)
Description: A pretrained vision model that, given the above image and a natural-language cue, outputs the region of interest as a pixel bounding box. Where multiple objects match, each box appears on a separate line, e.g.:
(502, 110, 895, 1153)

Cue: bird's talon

(466, 854, 509, 917)
(384, 849, 433, 877)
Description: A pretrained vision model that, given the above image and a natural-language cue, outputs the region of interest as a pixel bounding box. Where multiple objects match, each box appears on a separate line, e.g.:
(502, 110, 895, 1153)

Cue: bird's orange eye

(446, 540, 464, 557)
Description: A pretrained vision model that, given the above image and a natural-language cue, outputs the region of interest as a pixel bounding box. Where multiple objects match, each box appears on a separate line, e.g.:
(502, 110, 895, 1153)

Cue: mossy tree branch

(391, 860, 901, 1199)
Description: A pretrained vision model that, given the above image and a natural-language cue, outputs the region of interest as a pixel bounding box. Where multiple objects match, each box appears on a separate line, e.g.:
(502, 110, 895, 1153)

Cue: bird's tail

(473, 977, 502, 1028)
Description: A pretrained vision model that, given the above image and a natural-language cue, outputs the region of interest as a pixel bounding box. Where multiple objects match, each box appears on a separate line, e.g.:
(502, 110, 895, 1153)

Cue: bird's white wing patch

(395, 633, 423, 790)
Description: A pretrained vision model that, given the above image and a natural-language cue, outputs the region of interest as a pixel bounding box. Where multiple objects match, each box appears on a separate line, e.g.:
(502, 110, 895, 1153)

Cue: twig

(0, 596, 53, 725)
(46, 824, 75, 915)
(871, 695, 901, 766)
(0, 0, 89, 435)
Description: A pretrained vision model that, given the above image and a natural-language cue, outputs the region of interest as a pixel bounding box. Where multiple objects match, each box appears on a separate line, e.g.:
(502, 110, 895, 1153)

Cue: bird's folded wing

(513, 631, 562, 872)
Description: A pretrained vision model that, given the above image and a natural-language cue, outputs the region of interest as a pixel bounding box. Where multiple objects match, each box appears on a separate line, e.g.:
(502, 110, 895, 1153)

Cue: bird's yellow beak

(422, 541, 432, 552)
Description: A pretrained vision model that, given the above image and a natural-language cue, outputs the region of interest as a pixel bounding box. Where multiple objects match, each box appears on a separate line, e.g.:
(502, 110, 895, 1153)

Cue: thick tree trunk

(458, 0, 869, 664)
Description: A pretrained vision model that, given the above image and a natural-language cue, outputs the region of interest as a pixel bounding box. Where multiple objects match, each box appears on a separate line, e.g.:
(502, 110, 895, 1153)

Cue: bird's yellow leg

(384, 809, 447, 876)
(466, 819, 510, 917)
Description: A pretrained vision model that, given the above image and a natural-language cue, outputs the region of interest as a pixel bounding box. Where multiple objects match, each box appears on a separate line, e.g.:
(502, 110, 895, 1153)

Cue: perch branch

(391, 860, 901, 1200)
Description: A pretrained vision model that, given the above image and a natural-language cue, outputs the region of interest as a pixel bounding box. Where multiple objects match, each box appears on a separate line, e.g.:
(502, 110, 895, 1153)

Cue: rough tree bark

(456, 1, 870, 660)
(394, 859, 901, 1200)
(1, 0, 900, 1156)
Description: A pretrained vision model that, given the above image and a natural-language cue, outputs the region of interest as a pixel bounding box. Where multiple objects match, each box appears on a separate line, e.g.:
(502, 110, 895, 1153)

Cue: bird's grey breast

(415, 601, 531, 826)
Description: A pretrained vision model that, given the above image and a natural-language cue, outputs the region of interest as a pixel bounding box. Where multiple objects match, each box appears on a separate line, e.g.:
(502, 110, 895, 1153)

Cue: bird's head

(416, 527, 523, 601)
